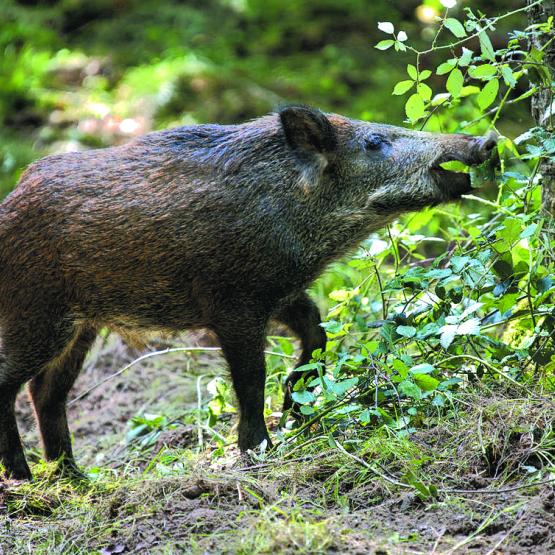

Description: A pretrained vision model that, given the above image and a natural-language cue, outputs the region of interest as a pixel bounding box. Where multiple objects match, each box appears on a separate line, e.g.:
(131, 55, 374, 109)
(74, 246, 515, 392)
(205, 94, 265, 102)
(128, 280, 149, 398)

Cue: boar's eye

(364, 134, 388, 151)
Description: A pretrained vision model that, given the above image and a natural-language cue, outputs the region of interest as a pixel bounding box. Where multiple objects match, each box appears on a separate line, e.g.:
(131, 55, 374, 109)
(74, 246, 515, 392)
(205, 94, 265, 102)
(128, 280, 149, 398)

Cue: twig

(69, 346, 295, 406)
(335, 440, 415, 489)
(443, 478, 555, 495)
(233, 451, 329, 472)
(438, 354, 528, 389)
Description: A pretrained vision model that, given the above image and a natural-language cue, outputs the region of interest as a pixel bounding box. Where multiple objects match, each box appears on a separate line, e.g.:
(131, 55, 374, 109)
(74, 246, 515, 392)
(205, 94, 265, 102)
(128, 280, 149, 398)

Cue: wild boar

(0, 105, 496, 479)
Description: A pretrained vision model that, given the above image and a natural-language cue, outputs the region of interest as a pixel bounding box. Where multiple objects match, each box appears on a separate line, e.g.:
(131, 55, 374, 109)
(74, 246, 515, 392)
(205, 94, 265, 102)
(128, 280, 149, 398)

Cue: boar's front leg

(274, 293, 327, 413)
(214, 315, 271, 452)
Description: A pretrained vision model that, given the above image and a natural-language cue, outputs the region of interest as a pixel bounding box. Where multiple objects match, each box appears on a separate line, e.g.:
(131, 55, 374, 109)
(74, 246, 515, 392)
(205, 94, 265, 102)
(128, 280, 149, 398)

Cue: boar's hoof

(238, 432, 273, 455)
(54, 458, 88, 483)
(0, 450, 32, 481)
(2, 464, 32, 482)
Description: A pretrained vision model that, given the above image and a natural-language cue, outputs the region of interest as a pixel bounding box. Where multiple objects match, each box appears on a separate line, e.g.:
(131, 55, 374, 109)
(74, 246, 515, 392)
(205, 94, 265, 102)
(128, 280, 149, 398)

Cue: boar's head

(279, 105, 497, 221)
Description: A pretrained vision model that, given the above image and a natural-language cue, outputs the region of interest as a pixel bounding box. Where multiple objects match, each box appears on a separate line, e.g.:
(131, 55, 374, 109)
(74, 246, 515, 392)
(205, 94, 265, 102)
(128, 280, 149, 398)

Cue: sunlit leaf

(378, 21, 395, 34)
(440, 325, 457, 348)
(407, 64, 418, 80)
(446, 68, 464, 97)
(459, 47, 473, 66)
(437, 61, 455, 75)
(397, 325, 417, 338)
(417, 83, 432, 101)
(468, 64, 497, 79)
(456, 318, 481, 335)
(409, 363, 435, 374)
(479, 31, 495, 60)
(444, 18, 466, 38)
(375, 40, 395, 50)
(393, 80, 414, 95)
(413, 374, 440, 391)
(477, 78, 499, 110)
(405, 93, 425, 121)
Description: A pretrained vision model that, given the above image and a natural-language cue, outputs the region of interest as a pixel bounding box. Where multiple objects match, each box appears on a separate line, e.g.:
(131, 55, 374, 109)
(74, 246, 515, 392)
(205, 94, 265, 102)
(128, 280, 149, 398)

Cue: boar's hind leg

(214, 317, 271, 452)
(0, 372, 31, 480)
(28, 326, 96, 475)
(0, 317, 82, 480)
(274, 293, 327, 413)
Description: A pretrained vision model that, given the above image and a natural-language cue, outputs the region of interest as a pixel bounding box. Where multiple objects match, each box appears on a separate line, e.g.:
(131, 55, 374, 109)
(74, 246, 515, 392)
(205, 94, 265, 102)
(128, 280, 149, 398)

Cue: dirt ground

(2, 335, 554, 554)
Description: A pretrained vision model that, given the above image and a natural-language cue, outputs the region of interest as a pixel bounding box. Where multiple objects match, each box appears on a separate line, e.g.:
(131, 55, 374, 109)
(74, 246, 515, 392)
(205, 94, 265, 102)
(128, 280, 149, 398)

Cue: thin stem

(416, 0, 543, 56)
(69, 346, 296, 406)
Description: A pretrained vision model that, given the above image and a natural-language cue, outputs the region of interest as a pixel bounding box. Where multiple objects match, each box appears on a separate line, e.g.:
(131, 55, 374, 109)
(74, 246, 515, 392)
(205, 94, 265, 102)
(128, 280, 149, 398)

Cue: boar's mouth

(430, 134, 497, 201)
(430, 163, 472, 200)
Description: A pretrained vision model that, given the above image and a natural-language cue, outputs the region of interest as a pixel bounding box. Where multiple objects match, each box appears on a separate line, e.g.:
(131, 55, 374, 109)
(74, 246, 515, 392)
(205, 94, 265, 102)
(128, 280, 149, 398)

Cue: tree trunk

(528, 0, 555, 214)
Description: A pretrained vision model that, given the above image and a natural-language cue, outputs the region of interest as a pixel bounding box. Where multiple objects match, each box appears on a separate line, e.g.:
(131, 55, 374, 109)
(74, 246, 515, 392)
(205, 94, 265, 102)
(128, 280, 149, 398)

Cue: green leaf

(468, 64, 497, 79)
(375, 40, 395, 50)
(378, 21, 395, 34)
(446, 68, 464, 98)
(459, 47, 473, 67)
(396, 325, 417, 338)
(444, 18, 466, 38)
(405, 93, 425, 121)
(437, 61, 455, 75)
(322, 320, 343, 334)
(479, 31, 495, 61)
(417, 83, 432, 101)
(293, 362, 321, 376)
(413, 374, 440, 392)
(359, 409, 371, 424)
(407, 64, 418, 80)
(409, 363, 435, 375)
(440, 326, 456, 349)
(419, 69, 432, 80)
(327, 377, 358, 396)
(501, 65, 517, 87)
(477, 78, 499, 110)
(291, 390, 315, 404)
(440, 160, 468, 172)
(393, 80, 415, 95)
(426, 267, 453, 280)
(520, 223, 537, 239)
(398, 379, 422, 400)
(502, 217, 522, 243)
(393, 358, 409, 378)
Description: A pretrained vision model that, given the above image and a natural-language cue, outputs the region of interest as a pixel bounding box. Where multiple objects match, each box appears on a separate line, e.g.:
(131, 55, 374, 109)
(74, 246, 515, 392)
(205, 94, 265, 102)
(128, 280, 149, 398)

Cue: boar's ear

(279, 105, 337, 158)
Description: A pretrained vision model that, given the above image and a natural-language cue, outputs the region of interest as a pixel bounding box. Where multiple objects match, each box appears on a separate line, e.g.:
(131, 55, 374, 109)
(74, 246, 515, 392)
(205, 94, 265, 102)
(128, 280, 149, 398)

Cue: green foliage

(265, 1, 555, 453)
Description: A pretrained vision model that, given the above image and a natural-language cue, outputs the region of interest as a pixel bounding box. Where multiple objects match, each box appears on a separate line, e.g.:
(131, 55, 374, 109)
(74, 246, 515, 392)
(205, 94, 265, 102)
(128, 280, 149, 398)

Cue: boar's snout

(471, 132, 498, 165)
(432, 131, 498, 168)
(430, 131, 498, 200)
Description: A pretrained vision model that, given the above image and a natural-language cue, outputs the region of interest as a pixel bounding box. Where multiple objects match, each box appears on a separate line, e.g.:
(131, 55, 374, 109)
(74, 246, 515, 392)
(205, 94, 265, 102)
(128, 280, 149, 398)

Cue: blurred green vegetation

(0, 0, 531, 195)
